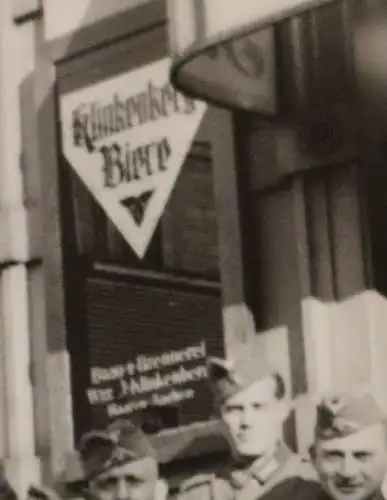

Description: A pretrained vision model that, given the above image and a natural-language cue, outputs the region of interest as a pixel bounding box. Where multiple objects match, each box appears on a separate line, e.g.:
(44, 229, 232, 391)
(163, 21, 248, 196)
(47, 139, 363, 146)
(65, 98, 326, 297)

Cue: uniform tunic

(178, 443, 319, 500)
(314, 488, 385, 500)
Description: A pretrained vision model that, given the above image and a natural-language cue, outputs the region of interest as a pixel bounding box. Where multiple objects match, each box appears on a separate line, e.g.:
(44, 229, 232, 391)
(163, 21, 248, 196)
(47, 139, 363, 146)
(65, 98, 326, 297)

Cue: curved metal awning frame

(169, 0, 338, 113)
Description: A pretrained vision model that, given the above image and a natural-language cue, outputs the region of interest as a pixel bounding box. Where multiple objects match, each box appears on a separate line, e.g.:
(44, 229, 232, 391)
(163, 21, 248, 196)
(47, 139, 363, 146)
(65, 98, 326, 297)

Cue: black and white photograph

(1, 3, 387, 500)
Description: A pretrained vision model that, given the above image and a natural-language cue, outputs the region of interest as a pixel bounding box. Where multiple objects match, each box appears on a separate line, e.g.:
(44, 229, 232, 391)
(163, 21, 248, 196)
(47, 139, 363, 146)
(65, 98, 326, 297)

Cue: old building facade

(2, 0, 387, 497)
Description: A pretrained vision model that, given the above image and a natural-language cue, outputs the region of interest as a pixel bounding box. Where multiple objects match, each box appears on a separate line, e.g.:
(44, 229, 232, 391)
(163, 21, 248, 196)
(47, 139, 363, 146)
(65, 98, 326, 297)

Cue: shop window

(68, 132, 219, 281)
(56, 21, 225, 440)
(57, 22, 220, 282)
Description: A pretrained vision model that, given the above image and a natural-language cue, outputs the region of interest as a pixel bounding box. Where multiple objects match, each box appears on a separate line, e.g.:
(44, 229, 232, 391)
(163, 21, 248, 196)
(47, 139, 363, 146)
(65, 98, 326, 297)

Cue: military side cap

(207, 345, 280, 406)
(78, 419, 156, 479)
(315, 392, 386, 440)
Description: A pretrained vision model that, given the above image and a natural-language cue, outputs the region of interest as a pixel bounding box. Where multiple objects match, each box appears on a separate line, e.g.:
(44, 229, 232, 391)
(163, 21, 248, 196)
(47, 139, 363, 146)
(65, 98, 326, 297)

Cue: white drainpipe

(0, 0, 41, 496)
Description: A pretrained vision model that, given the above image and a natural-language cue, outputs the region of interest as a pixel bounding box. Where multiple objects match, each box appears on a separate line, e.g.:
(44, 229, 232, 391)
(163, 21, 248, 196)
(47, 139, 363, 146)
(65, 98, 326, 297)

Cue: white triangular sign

(59, 57, 207, 258)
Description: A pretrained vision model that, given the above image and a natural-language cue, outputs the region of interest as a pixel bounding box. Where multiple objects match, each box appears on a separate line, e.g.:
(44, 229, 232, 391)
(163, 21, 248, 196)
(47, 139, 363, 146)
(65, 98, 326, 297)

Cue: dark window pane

(67, 118, 220, 279)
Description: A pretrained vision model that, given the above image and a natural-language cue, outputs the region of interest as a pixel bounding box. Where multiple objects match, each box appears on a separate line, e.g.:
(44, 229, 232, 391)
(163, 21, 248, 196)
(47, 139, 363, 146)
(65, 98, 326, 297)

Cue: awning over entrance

(168, 0, 336, 113)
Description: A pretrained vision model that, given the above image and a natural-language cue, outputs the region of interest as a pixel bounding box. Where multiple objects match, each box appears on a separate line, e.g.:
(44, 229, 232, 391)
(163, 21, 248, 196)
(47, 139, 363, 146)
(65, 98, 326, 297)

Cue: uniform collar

(226, 442, 292, 488)
(250, 441, 292, 484)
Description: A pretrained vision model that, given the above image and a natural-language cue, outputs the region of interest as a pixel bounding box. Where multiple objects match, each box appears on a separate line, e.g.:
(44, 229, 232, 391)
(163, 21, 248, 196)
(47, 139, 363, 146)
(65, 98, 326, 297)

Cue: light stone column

(0, 1, 41, 496)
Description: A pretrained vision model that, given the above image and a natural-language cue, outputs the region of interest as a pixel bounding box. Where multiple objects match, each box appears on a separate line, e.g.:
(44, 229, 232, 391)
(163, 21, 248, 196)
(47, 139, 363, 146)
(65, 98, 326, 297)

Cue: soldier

(310, 392, 387, 500)
(179, 348, 318, 500)
(76, 420, 168, 500)
(28, 420, 167, 500)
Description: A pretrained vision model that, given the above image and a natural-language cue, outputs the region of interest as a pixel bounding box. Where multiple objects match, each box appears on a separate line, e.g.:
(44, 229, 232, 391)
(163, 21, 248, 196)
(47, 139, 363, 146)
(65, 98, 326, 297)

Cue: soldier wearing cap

(179, 345, 318, 500)
(310, 392, 387, 500)
(76, 420, 167, 500)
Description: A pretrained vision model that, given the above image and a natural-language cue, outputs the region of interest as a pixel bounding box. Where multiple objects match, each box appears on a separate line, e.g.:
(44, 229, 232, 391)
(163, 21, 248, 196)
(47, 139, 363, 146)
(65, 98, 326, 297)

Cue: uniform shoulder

(287, 453, 318, 481)
(179, 473, 213, 493)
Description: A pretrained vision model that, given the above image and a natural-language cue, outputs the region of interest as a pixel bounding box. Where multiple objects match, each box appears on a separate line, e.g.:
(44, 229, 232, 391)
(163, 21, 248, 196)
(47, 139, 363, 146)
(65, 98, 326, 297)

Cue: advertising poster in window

(59, 57, 207, 258)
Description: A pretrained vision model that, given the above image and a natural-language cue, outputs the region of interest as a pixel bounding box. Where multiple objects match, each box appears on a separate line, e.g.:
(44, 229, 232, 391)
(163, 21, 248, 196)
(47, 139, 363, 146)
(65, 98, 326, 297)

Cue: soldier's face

(88, 458, 159, 500)
(314, 424, 387, 500)
(220, 375, 288, 457)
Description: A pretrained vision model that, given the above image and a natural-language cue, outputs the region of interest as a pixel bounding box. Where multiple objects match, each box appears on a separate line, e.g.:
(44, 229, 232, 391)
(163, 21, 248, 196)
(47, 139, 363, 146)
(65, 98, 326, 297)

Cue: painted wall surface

(43, 0, 159, 41)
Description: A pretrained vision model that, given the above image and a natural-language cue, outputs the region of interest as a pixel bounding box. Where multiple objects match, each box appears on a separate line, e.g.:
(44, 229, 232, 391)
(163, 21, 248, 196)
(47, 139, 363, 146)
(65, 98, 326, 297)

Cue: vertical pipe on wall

(34, 26, 76, 480)
(0, 0, 41, 496)
(210, 107, 256, 357)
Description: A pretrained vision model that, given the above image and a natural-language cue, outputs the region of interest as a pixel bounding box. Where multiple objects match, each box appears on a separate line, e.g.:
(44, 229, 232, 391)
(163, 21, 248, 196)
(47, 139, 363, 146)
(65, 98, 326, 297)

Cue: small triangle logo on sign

(120, 190, 154, 226)
(59, 58, 207, 258)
